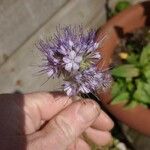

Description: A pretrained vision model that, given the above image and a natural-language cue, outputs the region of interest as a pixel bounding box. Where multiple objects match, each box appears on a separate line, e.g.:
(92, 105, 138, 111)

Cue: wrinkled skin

(0, 92, 114, 150)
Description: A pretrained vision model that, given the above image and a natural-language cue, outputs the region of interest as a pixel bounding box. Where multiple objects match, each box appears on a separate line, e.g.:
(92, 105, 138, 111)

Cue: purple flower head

(63, 67, 111, 96)
(37, 25, 111, 96)
(63, 50, 82, 72)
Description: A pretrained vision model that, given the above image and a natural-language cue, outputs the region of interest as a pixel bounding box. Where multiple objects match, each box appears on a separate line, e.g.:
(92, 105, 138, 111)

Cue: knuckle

(52, 115, 75, 143)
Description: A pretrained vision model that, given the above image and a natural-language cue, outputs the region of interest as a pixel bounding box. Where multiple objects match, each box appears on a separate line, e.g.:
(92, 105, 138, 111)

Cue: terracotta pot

(96, 1, 150, 135)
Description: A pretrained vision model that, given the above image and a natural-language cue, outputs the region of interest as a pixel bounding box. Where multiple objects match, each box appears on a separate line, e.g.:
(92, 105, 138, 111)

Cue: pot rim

(96, 1, 150, 135)
(97, 1, 150, 104)
(97, 1, 150, 68)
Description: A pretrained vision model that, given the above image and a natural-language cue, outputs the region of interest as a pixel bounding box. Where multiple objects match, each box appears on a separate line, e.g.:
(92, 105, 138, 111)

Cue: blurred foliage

(107, 0, 131, 19)
(111, 31, 150, 107)
(107, 0, 150, 108)
(115, 1, 131, 13)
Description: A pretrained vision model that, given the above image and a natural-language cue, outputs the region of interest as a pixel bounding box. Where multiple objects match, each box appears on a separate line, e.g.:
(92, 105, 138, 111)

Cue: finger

(84, 127, 112, 146)
(92, 110, 114, 131)
(72, 98, 114, 131)
(29, 99, 100, 150)
(15, 92, 72, 134)
(68, 138, 90, 150)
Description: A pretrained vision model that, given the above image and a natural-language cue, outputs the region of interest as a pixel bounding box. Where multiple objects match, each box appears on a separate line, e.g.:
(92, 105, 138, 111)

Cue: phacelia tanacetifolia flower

(37, 25, 111, 96)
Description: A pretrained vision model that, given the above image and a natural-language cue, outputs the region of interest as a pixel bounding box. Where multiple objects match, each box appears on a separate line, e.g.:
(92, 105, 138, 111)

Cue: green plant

(107, 0, 150, 108)
(108, 1, 131, 18)
(111, 44, 150, 107)
(115, 1, 131, 13)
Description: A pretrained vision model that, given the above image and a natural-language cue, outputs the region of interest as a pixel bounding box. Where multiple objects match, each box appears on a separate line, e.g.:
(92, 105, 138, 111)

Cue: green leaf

(126, 100, 139, 108)
(126, 53, 138, 64)
(133, 80, 150, 104)
(115, 1, 131, 13)
(140, 44, 150, 66)
(111, 79, 127, 98)
(143, 82, 150, 96)
(111, 82, 120, 98)
(117, 78, 126, 88)
(126, 77, 132, 82)
(143, 65, 150, 79)
(147, 79, 150, 84)
(111, 64, 139, 78)
(127, 82, 134, 91)
(111, 92, 129, 105)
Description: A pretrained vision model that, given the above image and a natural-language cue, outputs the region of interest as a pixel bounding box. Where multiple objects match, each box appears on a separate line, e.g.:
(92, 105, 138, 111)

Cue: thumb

(28, 99, 100, 150)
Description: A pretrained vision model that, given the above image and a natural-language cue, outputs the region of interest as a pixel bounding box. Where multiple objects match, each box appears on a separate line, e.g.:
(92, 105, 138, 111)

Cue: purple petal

(74, 56, 82, 63)
(69, 50, 76, 59)
(79, 84, 90, 93)
(65, 63, 72, 71)
(64, 86, 72, 96)
(60, 46, 67, 54)
(87, 47, 93, 53)
(94, 42, 99, 49)
(63, 57, 71, 63)
(63, 82, 77, 96)
(69, 40, 74, 47)
(72, 63, 79, 71)
(47, 69, 54, 77)
(91, 52, 101, 59)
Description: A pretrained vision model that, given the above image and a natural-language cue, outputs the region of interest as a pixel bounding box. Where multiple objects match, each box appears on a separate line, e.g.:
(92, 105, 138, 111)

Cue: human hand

(0, 92, 114, 150)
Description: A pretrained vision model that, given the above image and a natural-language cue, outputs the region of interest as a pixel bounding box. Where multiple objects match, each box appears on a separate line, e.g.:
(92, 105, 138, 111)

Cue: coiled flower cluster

(37, 26, 111, 96)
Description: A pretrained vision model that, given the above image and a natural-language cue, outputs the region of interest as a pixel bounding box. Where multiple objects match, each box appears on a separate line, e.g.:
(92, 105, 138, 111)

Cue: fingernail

(77, 100, 100, 122)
